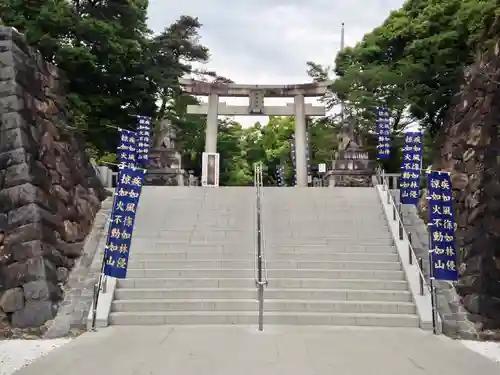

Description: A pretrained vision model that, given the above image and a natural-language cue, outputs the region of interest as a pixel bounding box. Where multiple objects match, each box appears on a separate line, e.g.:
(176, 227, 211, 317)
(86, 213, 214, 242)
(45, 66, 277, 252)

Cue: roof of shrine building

(338, 138, 365, 153)
(344, 140, 363, 151)
(179, 78, 332, 97)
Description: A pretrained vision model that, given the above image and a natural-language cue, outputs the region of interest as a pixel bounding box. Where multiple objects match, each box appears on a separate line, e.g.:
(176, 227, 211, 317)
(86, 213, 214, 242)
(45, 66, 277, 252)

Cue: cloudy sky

(147, 0, 405, 125)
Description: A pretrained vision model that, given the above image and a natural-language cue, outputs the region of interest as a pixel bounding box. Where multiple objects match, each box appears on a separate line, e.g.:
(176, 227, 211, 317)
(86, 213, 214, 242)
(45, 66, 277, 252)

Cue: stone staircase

(107, 186, 419, 327)
(262, 187, 418, 327)
(109, 187, 258, 325)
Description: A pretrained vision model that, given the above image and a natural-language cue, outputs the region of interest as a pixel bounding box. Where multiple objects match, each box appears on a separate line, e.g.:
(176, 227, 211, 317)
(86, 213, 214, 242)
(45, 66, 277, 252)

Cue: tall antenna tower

(339, 22, 345, 123)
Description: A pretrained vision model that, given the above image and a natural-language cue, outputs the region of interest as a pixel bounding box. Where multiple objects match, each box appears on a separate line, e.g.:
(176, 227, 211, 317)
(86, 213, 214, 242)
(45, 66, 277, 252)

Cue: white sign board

(202, 152, 220, 187)
(318, 163, 326, 173)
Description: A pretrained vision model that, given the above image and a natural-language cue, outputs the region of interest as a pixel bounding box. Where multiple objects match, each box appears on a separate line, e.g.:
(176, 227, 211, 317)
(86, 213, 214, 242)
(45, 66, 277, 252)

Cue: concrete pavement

(13, 326, 500, 375)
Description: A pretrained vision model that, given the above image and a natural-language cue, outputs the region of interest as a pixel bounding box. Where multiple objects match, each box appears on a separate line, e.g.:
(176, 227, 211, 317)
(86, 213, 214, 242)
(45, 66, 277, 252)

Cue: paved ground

(13, 326, 500, 375)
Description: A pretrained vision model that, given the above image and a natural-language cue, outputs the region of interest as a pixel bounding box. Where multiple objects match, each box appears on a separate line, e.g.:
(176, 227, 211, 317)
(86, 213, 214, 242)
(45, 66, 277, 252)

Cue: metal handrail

(254, 163, 268, 283)
(253, 164, 260, 284)
(256, 173, 269, 285)
(376, 167, 430, 296)
(253, 162, 268, 331)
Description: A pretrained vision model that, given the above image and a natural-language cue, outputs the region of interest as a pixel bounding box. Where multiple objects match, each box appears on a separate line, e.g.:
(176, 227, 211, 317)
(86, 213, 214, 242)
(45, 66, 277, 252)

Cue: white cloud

(147, 0, 405, 126)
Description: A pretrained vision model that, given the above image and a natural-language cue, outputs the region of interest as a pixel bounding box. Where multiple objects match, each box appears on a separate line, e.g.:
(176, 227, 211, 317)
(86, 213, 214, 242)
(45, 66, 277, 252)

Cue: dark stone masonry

(0, 27, 106, 329)
(422, 39, 500, 332)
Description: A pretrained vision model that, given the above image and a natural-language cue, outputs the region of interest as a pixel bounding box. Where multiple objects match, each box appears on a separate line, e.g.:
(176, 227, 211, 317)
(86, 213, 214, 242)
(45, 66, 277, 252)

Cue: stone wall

(0, 27, 106, 329)
(422, 39, 500, 333)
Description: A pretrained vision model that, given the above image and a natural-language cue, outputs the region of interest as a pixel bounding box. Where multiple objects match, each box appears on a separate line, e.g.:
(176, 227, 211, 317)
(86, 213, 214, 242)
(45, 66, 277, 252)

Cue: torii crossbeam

(180, 78, 331, 187)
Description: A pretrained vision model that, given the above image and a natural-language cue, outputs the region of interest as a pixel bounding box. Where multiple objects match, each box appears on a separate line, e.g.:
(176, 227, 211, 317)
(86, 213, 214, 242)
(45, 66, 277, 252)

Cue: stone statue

(145, 117, 186, 186)
(154, 118, 176, 149)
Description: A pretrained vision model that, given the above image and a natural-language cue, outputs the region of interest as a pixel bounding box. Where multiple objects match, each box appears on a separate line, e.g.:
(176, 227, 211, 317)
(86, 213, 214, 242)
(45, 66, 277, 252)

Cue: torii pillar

(180, 79, 331, 187)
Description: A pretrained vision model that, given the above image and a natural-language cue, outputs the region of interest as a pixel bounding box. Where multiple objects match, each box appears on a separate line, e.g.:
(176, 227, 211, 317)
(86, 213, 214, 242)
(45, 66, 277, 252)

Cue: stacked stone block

(423, 39, 500, 333)
(0, 27, 105, 328)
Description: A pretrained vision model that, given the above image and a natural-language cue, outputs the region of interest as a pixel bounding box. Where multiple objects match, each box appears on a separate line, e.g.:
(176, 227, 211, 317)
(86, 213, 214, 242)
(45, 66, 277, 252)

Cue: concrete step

(125, 269, 254, 278)
(265, 246, 396, 254)
(264, 288, 412, 302)
(111, 299, 416, 314)
(136, 240, 253, 246)
(267, 223, 388, 227)
(127, 260, 254, 269)
(265, 261, 400, 271)
(268, 253, 399, 261)
(267, 238, 394, 246)
(264, 300, 416, 314)
(265, 232, 390, 238)
(133, 243, 396, 252)
(131, 248, 254, 255)
(126, 260, 401, 271)
(117, 278, 409, 290)
(124, 268, 404, 280)
(108, 311, 420, 327)
(115, 288, 258, 300)
(266, 269, 405, 280)
(114, 288, 412, 302)
(129, 252, 399, 262)
(117, 278, 256, 289)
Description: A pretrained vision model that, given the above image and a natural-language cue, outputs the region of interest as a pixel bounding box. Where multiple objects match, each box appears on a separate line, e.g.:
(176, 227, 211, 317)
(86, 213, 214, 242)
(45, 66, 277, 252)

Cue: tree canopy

(323, 0, 499, 136)
(1, 0, 499, 185)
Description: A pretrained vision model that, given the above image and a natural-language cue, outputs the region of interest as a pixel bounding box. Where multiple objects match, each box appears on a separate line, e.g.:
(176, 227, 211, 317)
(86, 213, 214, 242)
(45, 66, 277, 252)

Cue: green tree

(1, 0, 156, 153)
(1, 2, 213, 161)
(217, 119, 249, 186)
(0, 0, 73, 62)
(148, 16, 210, 121)
(332, 0, 498, 137)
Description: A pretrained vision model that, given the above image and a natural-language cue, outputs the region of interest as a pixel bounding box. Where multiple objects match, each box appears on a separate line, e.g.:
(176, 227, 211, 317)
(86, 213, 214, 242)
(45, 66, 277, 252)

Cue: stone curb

(375, 184, 440, 332)
(43, 197, 113, 338)
(86, 276, 116, 330)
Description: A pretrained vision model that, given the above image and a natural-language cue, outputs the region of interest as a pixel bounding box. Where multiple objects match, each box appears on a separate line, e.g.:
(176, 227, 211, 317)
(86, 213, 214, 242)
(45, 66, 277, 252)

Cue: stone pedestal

(325, 170, 373, 187)
(327, 140, 375, 187)
(145, 148, 186, 186)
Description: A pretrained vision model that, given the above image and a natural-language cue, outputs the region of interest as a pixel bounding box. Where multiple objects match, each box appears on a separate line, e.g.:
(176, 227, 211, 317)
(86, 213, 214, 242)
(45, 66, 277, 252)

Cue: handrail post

(398, 204, 404, 240)
(408, 232, 413, 265)
(254, 162, 265, 331)
(418, 257, 425, 296)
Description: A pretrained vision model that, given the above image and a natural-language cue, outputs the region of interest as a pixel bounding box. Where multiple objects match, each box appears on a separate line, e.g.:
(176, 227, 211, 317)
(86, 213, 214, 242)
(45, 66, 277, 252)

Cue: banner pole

(91, 164, 133, 330)
(91, 178, 119, 331)
(426, 170, 455, 335)
(427, 225, 438, 335)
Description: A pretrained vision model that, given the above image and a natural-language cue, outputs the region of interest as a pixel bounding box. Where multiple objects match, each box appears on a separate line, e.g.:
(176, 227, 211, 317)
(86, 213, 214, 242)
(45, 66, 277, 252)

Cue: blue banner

(118, 129, 137, 167)
(136, 115, 152, 165)
(276, 165, 285, 187)
(399, 132, 423, 205)
(290, 135, 296, 186)
(103, 166, 145, 279)
(306, 129, 311, 183)
(376, 107, 391, 159)
(427, 171, 458, 281)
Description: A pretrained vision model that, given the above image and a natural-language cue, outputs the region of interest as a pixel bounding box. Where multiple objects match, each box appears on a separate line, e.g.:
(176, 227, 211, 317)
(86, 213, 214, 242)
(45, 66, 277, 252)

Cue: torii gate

(180, 79, 330, 187)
